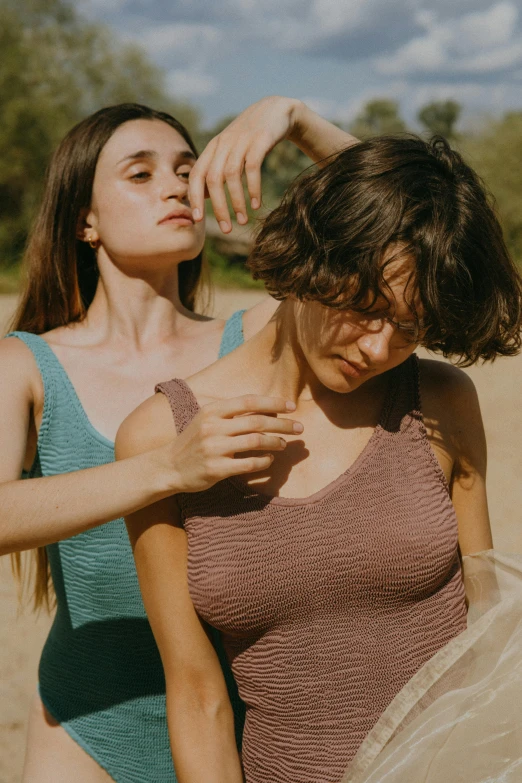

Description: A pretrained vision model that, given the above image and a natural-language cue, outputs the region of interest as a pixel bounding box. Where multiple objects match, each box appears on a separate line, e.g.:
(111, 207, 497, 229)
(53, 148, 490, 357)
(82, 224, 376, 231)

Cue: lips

(158, 208, 194, 225)
(336, 355, 370, 379)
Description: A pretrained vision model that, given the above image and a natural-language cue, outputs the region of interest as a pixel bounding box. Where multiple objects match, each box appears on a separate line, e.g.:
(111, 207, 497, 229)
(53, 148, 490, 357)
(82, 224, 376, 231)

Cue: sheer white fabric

(341, 550, 522, 783)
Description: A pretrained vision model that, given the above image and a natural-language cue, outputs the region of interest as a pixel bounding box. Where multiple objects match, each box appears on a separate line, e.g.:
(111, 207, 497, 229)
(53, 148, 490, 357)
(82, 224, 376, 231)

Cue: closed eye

(130, 170, 151, 182)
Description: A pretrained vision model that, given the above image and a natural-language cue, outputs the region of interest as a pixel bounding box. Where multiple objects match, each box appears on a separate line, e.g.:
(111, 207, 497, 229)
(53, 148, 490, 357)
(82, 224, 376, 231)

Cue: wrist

(139, 445, 184, 501)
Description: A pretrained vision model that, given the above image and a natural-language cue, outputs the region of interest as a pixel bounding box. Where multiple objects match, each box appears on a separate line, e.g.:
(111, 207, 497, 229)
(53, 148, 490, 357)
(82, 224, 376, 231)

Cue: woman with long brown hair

(0, 97, 356, 782)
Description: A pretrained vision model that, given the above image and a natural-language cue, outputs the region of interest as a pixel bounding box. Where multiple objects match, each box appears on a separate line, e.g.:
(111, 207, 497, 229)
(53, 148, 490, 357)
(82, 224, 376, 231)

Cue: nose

(357, 320, 394, 365)
(160, 169, 189, 202)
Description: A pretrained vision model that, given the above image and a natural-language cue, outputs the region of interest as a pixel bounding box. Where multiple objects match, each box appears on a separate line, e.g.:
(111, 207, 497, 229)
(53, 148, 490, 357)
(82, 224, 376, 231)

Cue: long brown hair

(10, 104, 204, 610)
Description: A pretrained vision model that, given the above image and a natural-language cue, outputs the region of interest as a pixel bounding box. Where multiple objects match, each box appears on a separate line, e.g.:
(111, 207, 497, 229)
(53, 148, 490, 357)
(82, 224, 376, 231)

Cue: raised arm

(189, 95, 358, 233)
(115, 394, 243, 783)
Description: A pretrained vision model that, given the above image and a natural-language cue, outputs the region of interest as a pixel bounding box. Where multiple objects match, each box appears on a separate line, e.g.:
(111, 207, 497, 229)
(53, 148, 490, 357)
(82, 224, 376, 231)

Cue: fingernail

(286, 401, 296, 410)
(193, 208, 201, 221)
(280, 438, 287, 448)
(293, 422, 304, 433)
(236, 212, 246, 224)
(219, 221, 230, 233)
(251, 198, 260, 209)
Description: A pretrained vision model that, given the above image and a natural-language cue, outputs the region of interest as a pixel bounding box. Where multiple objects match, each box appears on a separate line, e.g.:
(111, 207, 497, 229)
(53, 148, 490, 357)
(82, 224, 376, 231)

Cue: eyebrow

(116, 149, 196, 166)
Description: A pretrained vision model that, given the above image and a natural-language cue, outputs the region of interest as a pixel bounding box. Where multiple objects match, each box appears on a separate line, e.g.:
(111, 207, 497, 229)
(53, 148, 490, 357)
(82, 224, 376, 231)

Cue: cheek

(315, 318, 361, 355)
(98, 181, 151, 228)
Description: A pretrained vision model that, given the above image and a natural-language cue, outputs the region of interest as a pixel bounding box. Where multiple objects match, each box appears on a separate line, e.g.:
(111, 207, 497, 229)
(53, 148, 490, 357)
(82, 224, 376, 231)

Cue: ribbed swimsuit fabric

(6, 309, 246, 783)
(156, 354, 468, 783)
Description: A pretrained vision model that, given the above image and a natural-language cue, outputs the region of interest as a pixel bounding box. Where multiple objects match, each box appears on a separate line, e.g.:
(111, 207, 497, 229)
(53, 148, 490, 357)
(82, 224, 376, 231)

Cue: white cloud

(303, 81, 410, 124)
(376, 2, 522, 76)
(166, 69, 219, 98)
(80, 0, 522, 126)
(299, 96, 340, 118)
(229, 0, 417, 54)
(141, 24, 223, 59)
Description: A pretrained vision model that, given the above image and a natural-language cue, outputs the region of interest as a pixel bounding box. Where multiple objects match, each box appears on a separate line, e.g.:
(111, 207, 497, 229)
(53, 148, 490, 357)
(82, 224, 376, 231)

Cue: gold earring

(88, 237, 98, 249)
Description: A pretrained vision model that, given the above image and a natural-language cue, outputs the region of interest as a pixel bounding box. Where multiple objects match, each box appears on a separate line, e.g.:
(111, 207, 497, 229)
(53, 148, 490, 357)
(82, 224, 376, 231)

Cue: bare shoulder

(241, 296, 279, 340)
(418, 357, 484, 454)
(419, 357, 477, 403)
(0, 336, 43, 405)
(115, 391, 177, 459)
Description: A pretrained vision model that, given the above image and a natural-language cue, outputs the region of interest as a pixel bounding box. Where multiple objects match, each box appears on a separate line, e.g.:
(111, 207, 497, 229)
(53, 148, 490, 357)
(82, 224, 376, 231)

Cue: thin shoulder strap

(382, 354, 422, 433)
(5, 331, 64, 427)
(218, 309, 245, 358)
(155, 378, 200, 436)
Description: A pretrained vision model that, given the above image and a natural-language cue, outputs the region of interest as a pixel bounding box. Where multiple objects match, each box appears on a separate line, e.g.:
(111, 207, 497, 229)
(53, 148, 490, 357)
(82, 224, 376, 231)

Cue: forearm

(167, 685, 243, 783)
(0, 449, 175, 555)
(287, 99, 359, 163)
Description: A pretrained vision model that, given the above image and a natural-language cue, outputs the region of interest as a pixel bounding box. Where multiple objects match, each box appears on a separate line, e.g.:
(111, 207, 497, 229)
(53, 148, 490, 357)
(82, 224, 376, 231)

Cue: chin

(317, 368, 365, 395)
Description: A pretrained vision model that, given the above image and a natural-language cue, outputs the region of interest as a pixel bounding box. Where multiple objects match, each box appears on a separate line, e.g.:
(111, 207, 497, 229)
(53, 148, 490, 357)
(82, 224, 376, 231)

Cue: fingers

(223, 153, 249, 224)
(189, 133, 268, 233)
(208, 394, 297, 419)
(224, 454, 275, 475)
(188, 140, 216, 222)
(225, 414, 303, 437)
(227, 433, 287, 454)
(244, 150, 263, 211)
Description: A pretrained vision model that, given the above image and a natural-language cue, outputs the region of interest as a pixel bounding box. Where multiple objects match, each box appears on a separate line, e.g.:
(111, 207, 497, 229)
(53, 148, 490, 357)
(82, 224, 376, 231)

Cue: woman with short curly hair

(118, 135, 521, 783)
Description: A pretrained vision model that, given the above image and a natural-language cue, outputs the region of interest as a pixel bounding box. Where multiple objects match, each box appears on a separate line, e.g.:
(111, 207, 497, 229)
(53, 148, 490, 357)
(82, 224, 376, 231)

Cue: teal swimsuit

(7, 309, 246, 783)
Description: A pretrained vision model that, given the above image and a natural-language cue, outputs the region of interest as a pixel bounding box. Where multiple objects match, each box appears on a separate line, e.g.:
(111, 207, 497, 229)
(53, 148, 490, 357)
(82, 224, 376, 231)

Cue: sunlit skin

(82, 119, 206, 280)
(0, 99, 364, 783)
(207, 256, 423, 497)
(290, 257, 422, 399)
(118, 247, 493, 781)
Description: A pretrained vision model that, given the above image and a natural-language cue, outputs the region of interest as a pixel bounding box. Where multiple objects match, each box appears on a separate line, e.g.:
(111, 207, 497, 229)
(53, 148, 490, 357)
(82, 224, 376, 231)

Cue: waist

(39, 608, 166, 720)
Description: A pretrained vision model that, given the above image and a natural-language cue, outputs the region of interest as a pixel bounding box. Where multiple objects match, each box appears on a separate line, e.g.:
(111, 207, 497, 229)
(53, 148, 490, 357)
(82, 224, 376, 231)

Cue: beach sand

(0, 289, 520, 781)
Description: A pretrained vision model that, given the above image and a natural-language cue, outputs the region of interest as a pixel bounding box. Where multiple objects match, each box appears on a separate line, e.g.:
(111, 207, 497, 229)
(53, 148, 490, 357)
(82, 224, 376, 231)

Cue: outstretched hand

(188, 96, 302, 233)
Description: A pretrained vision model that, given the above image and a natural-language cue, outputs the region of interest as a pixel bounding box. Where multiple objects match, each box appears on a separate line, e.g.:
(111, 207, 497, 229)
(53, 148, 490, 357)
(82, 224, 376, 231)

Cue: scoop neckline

(28, 313, 243, 453)
(176, 364, 400, 507)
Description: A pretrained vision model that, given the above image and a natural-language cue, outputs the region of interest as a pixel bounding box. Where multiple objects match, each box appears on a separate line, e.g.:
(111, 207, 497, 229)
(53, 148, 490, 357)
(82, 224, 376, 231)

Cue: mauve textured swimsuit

(157, 354, 467, 783)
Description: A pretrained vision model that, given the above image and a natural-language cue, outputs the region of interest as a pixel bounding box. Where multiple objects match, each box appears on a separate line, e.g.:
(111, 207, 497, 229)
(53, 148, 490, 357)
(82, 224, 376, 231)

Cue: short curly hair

(248, 135, 522, 365)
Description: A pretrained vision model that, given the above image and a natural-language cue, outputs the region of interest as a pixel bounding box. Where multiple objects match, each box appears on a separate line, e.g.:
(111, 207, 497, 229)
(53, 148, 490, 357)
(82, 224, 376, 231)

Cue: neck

(241, 301, 328, 404)
(81, 249, 203, 350)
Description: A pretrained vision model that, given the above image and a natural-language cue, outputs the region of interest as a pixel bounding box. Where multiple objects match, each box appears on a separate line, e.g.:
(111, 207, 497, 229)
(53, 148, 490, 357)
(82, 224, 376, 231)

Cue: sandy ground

(0, 289, 521, 782)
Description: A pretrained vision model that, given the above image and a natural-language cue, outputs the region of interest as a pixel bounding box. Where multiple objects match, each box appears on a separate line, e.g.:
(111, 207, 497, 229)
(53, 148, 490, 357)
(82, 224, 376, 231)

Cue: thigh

(22, 694, 114, 783)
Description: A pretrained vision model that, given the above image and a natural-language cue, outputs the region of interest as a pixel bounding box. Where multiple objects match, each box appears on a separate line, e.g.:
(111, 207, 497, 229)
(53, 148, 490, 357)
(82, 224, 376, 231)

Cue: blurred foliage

(0, 0, 520, 285)
(205, 238, 265, 290)
(204, 239, 264, 289)
(349, 99, 407, 138)
(418, 100, 461, 140)
(261, 141, 311, 207)
(460, 112, 522, 264)
(0, 0, 199, 263)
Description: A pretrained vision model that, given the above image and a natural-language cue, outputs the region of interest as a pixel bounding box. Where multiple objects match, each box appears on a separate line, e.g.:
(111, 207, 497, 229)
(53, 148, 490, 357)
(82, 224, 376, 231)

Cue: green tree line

(1, 0, 521, 289)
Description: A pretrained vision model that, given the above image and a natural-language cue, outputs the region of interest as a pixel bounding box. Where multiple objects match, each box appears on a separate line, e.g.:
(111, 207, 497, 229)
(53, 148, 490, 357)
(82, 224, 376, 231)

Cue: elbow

(166, 672, 234, 724)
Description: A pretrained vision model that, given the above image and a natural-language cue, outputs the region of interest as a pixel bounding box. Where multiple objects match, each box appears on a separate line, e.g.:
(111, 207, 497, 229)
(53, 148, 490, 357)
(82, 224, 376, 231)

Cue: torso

(24, 315, 227, 468)
(188, 357, 457, 500)
(158, 356, 468, 782)
(4, 310, 249, 783)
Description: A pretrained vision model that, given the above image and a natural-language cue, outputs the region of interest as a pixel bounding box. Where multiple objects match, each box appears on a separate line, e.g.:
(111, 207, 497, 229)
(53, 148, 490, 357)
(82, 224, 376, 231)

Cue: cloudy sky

(81, 0, 522, 129)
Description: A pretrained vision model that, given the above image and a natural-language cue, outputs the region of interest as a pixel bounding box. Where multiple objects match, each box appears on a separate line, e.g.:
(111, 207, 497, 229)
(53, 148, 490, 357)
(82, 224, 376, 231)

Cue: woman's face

(294, 256, 422, 394)
(85, 119, 205, 272)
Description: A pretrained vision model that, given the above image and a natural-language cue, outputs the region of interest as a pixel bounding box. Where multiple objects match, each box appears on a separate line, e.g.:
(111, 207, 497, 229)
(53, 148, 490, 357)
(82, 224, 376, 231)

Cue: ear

(76, 207, 98, 243)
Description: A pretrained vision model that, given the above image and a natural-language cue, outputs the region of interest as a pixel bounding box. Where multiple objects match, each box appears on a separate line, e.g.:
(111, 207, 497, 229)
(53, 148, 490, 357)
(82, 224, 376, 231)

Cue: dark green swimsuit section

(6, 308, 246, 783)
